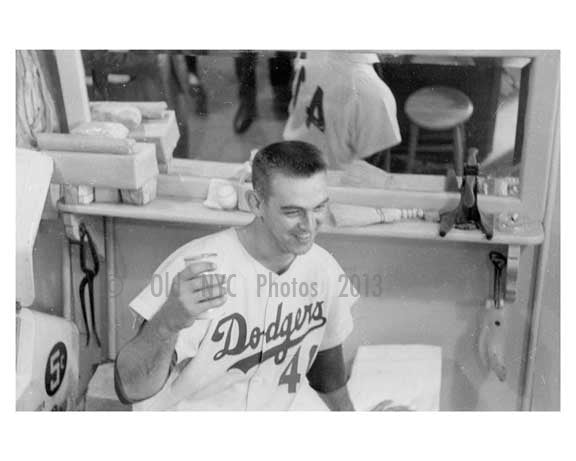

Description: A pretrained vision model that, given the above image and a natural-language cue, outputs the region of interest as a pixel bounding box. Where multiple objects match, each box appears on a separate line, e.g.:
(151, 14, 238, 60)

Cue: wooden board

(54, 51, 90, 129)
(58, 198, 544, 246)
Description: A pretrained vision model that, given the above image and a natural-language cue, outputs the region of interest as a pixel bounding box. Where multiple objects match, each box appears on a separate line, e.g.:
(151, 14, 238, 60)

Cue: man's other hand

(370, 399, 412, 411)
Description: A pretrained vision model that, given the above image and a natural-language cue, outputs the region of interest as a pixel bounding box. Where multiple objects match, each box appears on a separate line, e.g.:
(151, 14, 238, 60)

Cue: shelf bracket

(60, 212, 105, 259)
(61, 212, 83, 242)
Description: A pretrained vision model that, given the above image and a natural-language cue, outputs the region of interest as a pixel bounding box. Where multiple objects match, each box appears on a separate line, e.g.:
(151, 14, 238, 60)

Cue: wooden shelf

(58, 197, 544, 246)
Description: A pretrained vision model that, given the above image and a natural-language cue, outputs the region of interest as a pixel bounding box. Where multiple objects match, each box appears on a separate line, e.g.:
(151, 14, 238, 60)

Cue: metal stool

(405, 86, 474, 176)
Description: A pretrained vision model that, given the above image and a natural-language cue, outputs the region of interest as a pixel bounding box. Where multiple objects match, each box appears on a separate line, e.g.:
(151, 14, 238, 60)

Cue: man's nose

(299, 211, 315, 231)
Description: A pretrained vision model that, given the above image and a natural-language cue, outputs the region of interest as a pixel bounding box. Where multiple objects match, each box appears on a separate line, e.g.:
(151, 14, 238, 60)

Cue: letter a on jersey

(306, 86, 325, 132)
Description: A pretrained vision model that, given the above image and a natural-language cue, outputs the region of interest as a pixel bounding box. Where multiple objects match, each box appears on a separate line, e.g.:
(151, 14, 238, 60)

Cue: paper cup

(184, 253, 222, 319)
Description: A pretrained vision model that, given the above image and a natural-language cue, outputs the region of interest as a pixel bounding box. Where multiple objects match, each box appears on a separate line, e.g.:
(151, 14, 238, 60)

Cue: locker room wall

(530, 170, 561, 411)
(107, 220, 539, 410)
(31, 215, 546, 409)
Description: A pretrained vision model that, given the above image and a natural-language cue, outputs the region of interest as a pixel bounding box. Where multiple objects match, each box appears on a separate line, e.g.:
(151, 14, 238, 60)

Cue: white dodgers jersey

(129, 228, 357, 410)
(283, 51, 401, 169)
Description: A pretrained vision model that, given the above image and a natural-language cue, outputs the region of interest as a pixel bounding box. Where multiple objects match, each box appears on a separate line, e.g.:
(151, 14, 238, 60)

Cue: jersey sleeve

(353, 74, 402, 159)
(319, 255, 359, 351)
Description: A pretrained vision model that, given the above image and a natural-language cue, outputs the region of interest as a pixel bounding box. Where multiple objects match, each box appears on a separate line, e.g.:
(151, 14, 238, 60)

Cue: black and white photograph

(5, 2, 570, 459)
(15, 48, 560, 412)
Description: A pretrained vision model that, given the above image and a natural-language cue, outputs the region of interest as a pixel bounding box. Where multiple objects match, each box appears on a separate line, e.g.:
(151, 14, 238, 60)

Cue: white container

(129, 110, 179, 167)
(44, 142, 158, 189)
(16, 308, 80, 411)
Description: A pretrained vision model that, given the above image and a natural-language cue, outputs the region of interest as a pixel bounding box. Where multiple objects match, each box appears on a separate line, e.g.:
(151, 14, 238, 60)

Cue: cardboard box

(120, 176, 157, 206)
(129, 110, 179, 167)
(94, 187, 121, 203)
(61, 184, 94, 205)
(44, 142, 158, 189)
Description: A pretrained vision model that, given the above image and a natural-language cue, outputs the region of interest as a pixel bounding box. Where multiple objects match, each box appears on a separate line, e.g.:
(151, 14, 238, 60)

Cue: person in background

(184, 53, 208, 116)
(82, 50, 200, 157)
(233, 51, 295, 134)
(283, 51, 401, 171)
(82, 50, 161, 102)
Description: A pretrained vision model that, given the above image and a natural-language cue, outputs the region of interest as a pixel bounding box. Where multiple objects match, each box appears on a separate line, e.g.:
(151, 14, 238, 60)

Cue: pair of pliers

(78, 223, 102, 347)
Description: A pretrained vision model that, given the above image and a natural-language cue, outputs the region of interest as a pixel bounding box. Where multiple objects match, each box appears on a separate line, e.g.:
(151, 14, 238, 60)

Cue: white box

(94, 187, 121, 203)
(62, 184, 94, 205)
(44, 142, 158, 189)
(129, 110, 179, 167)
(120, 176, 158, 206)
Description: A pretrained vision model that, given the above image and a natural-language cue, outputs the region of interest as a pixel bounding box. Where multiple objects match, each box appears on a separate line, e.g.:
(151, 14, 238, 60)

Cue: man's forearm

(317, 384, 355, 411)
(115, 313, 178, 403)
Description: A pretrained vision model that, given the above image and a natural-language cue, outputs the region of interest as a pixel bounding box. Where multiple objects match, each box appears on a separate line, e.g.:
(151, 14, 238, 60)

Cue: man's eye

(284, 210, 300, 217)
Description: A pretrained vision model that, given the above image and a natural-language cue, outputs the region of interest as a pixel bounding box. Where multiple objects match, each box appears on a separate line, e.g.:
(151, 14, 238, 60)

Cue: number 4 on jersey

(306, 87, 325, 132)
(279, 347, 301, 393)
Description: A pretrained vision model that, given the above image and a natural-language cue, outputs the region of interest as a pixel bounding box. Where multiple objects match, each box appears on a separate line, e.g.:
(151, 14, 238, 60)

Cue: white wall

(530, 168, 561, 410)
(29, 200, 560, 411)
(31, 213, 549, 410)
(105, 220, 537, 410)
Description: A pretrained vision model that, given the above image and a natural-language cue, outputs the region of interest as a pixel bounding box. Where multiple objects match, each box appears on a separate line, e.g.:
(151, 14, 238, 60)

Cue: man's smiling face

(260, 171, 329, 255)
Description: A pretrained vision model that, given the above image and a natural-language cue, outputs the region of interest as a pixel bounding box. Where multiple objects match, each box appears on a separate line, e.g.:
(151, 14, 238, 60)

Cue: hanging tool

(439, 148, 495, 239)
(478, 251, 508, 381)
(490, 252, 506, 310)
(77, 223, 102, 348)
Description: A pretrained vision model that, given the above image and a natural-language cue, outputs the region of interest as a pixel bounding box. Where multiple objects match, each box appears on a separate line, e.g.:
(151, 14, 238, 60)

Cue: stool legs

(407, 122, 466, 175)
(407, 123, 419, 173)
(452, 124, 465, 176)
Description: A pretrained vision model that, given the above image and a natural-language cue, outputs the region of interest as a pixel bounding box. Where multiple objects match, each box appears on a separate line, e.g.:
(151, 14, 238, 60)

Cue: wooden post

(54, 50, 90, 129)
(104, 217, 117, 360)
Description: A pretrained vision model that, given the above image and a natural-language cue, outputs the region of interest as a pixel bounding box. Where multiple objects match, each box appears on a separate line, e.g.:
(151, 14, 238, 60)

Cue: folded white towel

(348, 344, 442, 411)
(91, 103, 142, 131)
(290, 344, 442, 411)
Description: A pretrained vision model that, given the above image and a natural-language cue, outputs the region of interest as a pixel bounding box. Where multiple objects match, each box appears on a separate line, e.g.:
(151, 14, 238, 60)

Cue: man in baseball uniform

(115, 141, 365, 410)
(283, 51, 401, 170)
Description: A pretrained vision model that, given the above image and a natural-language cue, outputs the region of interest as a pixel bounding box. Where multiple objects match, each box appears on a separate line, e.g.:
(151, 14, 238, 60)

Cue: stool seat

(405, 86, 473, 130)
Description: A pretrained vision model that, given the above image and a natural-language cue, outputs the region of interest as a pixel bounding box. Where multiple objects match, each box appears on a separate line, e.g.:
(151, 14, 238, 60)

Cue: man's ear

(245, 189, 263, 217)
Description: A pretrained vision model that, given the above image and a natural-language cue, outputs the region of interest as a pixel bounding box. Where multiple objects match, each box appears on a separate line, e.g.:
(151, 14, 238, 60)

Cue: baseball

(216, 183, 238, 210)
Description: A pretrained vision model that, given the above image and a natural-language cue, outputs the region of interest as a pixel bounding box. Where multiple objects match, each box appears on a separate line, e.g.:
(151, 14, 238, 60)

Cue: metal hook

(77, 224, 102, 348)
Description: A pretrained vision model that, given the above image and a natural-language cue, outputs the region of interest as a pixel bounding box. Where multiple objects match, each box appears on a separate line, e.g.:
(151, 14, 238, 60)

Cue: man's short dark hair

(251, 141, 327, 199)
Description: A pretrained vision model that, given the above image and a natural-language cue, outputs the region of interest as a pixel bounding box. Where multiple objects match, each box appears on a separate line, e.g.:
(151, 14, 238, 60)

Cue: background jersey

(283, 52, 401, 169)
(129, 228, 357, 410)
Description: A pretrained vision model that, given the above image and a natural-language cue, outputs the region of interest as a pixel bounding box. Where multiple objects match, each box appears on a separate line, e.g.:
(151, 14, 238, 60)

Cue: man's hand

(370, 399, 412, 411)
(156, 261, 227, 333)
